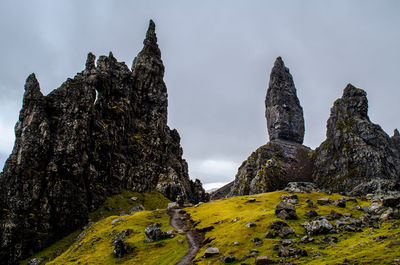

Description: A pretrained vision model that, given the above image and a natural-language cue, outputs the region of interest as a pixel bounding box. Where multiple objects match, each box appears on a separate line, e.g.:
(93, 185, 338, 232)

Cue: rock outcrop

(313, 84, 400, 195)
(0, 20, 207, 265)
(227, 57, 313, 197)
(265, 57, 305, 144)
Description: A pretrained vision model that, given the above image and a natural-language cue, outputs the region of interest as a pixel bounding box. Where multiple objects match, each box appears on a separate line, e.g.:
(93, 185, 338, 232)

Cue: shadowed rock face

(0, 20, 208, 265)
(265, 57, 305, 144)
(313, 84, 400, 194)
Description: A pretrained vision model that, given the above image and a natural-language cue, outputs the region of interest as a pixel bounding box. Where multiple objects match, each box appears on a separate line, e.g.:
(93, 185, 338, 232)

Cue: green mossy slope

(186, 191, 400, 265)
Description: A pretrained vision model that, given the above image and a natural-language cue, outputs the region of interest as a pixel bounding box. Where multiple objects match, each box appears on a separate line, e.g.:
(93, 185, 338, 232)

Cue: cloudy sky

(0, 1, 399, 190)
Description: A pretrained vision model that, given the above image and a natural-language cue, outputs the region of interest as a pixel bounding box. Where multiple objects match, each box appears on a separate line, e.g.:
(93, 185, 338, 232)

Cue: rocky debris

(255, 256, 275, 265)
(247, 198, 257, 203)
(264, 231, 276, 238)
(317, 197, 330, 205)
(0, 20, 209, 265)
(305, 210, 318, 218)
(112, 229, 132, 244)
(27, 258, 44, 265)
(252, 237, 263, 245)
(300, 235, 314, 243)
(313, 84, 400, 194)
(275, 201, 298, 220)
(145, 223, 170, 242)
(303, 218, 333, 235)
(168, 202, 180, 209)
(203, 247, 220, 258)
(232, 217, 240, 223)
(331, 210, 343, 220)
(334, 197, 346, 208)
(220, 256, 236, 263)
(281, 194, 298, 200)
(113, 239, 132, 258)
(277, 244, 308, 258)
(285, 182, 317, 193)
(270, 220, 289, 230)
(129, 204, 145, 214)
(245, 221, 256, 228)
(265, 57, 305, 144)
(279, 227, 295, 238)
(382, 196, 400, 207)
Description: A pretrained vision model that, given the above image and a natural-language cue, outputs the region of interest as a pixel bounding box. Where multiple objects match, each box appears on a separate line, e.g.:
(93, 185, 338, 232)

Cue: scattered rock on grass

(255, 255, 275, 264)
(145, 223, 170, 242)
(317, 197, 330, 205)
(303, 218, 333, 235)
(220, 255, 236, 263)
(245, 221, 256, 228)
(203, 247, 220, 258)
(275, 201, 297, 220)
(113, 239, 132, 258)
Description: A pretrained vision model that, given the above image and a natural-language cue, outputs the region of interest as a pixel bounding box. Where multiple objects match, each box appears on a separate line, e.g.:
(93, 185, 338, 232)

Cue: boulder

(255, 256, 275, 265)
(113, 240, 132, 258)
(145, 223, 169, 242)
(275, 201, 297, 220)
(303, 218, 333, 235)
(203, 247, 220, 258)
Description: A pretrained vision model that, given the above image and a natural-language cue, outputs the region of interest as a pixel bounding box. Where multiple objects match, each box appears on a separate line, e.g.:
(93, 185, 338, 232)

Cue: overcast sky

(0, 1, 399, 190)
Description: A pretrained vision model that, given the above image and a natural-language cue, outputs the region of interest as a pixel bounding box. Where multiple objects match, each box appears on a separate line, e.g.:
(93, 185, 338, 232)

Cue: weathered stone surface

(303, 218, 333, 235)
(0, 20, 208, 264)
(313, 84, 400, 194)
(265, 57, 304, 144)
(255, 255, 275, 265)
(228, 140, 313, 196)
(203, 247, 220, 258)
(145, 223, 169, 242)
(275, 201, 297, 220)
(113, 239, 132, 258)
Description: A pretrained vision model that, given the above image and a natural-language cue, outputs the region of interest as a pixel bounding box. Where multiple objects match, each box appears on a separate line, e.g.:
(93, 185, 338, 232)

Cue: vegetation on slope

(21, 190, 179, 265)
(185, 190, 400, 265)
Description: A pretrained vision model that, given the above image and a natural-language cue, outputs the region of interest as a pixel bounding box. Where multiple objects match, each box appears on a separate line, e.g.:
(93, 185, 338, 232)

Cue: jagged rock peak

(85, 52, 96, 70)
(313, 84, 400, 194)
(265, 56, 305, 144)
(394, 129, 400, 137)
(23, 73, 43, 106)
(141, 19, 161, 58)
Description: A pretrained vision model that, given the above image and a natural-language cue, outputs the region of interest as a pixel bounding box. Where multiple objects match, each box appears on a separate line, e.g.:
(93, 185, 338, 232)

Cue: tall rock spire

(265, 57, 305, 144)
(131, 19, 167, 129)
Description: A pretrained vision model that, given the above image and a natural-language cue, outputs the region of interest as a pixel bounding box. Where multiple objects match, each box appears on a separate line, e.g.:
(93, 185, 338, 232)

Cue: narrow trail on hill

(168, 208, 203, 265)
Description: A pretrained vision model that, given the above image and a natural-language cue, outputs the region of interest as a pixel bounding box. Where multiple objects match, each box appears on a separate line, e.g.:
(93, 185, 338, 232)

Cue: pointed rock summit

(265, 57, 305, 144)
(313, 84, 400, 195)
(0, 21, 207, 265)
(215, 57, 313, 199)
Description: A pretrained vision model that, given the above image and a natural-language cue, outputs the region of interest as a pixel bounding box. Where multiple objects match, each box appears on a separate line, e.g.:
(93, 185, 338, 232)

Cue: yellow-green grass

(186, 190, 400, 265)
(47, 210, 187, 265)
(21, 190, 172, 264)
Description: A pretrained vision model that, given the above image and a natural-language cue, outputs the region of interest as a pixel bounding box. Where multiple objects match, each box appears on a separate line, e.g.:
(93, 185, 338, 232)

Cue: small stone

(281, 194, 298, 200)
(130, 196, 138, 201)
(129, 204, 144, 214)
(203, 247, 220, 258)
(279, 226, 295, 238)
(334, 198, 346, 208)
(247, 198, 257, 203)
(232, 217, 240, 222)
(27, 257, 44, 265)
(220, 256, 236, 263)
(245, 221, 256, 228)
(113, 239, 132, 258)
(264, 231, 276, 238)
(331, 210, 343, 220)
(252, 237, 263, 246)
(111, 218, 125, 225)
(305, 210, 318, 218)
(317, 198, 330, 205)
(255, 255, 275, 265)
(270, 220, 289, 230)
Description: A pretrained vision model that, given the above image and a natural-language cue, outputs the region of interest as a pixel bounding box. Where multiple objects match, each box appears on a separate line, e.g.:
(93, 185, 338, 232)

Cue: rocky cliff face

(0, 20, 207, 265)
(313, 84, 400, 195)
(227, 57, 313, 197)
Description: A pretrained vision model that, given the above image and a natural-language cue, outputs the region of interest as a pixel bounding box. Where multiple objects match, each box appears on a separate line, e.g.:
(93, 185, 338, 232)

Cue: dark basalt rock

(226, 57, 313, 197)
(0, 20, 208, 265)
(265, 57, 305, 144)
(313, 84, 400, 194)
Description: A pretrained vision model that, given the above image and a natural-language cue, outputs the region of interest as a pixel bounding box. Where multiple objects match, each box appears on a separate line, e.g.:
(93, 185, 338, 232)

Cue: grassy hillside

(22, 190, 400, 264)
(186, 191, 400, 264)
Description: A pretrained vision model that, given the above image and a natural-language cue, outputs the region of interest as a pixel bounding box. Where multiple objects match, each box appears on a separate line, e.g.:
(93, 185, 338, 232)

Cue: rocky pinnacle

(265, 57, 305, 144)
